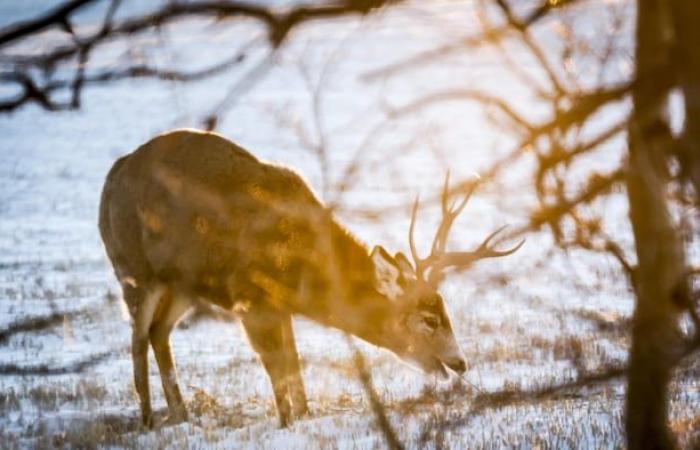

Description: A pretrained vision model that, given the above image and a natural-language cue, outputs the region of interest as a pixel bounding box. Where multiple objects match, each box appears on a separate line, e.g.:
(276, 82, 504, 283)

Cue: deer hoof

(293, 405, 309, 419)
(141, 413, 154, 430)
(277, 416, 290, 429)
(162, 408, 188, 427)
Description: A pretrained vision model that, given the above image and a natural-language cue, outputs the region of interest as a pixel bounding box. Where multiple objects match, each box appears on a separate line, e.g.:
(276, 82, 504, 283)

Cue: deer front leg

(280, 316, 309, 418)
(241, 307, 294, 427)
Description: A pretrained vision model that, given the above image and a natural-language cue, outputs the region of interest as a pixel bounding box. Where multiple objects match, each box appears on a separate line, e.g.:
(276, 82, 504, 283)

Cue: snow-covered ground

(1, 1, 698, 448)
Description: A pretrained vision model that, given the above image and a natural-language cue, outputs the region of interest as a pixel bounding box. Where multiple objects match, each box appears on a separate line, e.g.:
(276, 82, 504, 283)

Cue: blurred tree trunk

(670, 0, 700, 200)
(625, 1, 688, 448)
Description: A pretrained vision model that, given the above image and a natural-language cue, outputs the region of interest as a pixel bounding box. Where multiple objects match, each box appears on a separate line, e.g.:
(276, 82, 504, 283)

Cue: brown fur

(98, 129, 464, 427)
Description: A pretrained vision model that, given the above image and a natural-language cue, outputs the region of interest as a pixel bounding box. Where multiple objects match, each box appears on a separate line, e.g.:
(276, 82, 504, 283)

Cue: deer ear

(371, 246, 404, 301)
(394, 252, 417, 281)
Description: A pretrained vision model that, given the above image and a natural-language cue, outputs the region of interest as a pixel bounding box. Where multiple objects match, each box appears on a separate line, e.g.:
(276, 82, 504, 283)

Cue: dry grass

(0, 258, 698, 449)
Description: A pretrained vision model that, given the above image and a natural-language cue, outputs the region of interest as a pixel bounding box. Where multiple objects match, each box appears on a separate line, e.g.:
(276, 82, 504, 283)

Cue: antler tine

(425, 223, 525, 285)
(444, 171, 476, 216)
(440, 170, 451, 215)
(408, 195, 424, 279)
(473, 225, 525, 257)
(477, 225, 509, 251)
(410, 172, 522, 286)
(491, 237, 526, 257)
(431, 173, 476, 256)
(427, 226, 525, 285)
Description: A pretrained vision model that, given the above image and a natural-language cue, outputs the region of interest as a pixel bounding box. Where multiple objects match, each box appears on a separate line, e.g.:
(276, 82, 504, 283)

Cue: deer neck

(294, 221, 400, 350)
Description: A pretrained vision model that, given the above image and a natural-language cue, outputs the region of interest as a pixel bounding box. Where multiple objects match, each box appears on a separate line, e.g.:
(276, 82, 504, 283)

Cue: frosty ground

(1, 0, 699, 448)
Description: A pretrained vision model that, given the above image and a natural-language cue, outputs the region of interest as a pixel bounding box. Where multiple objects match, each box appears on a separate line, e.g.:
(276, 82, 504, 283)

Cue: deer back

(99, 129, 341, 312)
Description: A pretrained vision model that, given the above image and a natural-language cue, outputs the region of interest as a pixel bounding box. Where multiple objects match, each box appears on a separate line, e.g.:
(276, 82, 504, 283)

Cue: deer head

(370, 173, 524, 377)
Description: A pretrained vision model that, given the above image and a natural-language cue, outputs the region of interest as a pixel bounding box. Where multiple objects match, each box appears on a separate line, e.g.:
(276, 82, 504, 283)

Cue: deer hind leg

(241, 307, 298, 427)
(149, 289, 192, 425)
(280, 317, 308, 417)
(127, 283, 163, 428)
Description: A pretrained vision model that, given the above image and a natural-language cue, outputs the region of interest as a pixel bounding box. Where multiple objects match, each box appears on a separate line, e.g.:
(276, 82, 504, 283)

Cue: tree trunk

(625, 1, 687, 448)
(669, 1, 700, 200)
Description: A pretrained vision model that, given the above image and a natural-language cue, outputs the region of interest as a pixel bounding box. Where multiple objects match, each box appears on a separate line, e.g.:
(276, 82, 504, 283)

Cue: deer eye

(423, 315, 439, 329)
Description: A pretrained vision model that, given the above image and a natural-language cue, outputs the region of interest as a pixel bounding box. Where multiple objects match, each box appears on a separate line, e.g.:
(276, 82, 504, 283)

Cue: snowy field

(1, 0, 699, 448)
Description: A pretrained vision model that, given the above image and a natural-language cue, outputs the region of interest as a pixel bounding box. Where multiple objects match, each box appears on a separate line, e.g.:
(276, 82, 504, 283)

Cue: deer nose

(446, 358, 467, 374)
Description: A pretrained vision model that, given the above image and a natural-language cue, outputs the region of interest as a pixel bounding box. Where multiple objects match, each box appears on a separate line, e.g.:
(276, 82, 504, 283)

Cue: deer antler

(407, 172, 524, 285)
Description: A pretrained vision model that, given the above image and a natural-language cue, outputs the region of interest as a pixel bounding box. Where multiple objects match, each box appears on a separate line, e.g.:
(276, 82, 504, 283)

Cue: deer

(98, 129, 523, 428)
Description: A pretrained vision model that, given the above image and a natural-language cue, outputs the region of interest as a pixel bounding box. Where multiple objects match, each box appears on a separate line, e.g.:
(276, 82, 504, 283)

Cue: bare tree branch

(0, 0, 97, 46)
(0, 0, 400, 51)
(0, 0, 401, 114)
(363, 0, 582, 82)
(346, 337, 403, 450)
(0, 351, 113, 376)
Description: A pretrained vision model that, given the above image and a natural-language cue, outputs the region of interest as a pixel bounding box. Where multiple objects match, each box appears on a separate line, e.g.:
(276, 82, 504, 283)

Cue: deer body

(99, 129, 519, 428)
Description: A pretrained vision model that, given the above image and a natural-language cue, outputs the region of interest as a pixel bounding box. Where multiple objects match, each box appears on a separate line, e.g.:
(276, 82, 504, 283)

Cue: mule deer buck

(98, 129, 522, 427)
